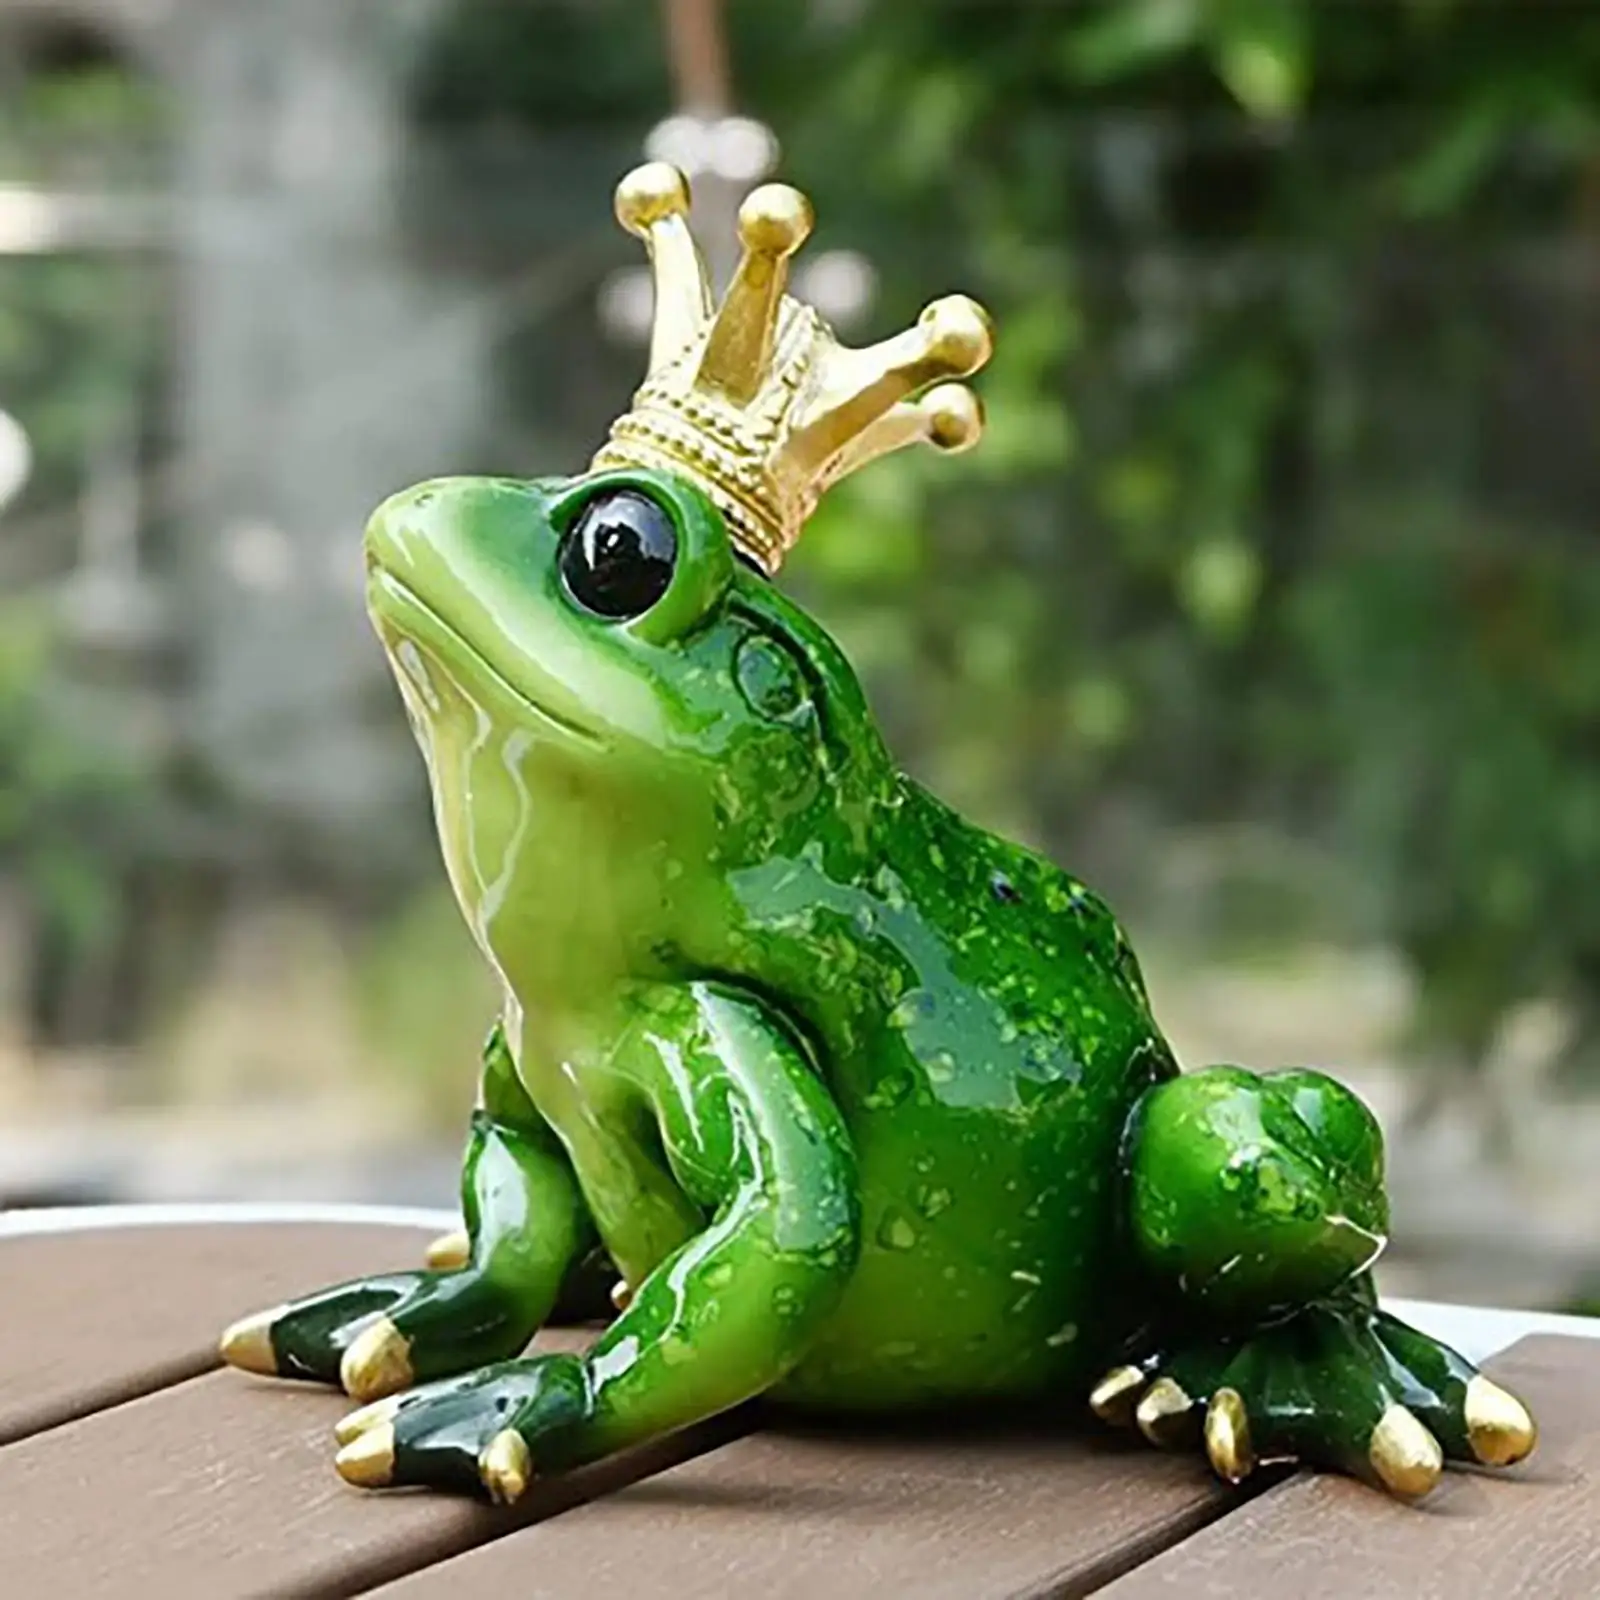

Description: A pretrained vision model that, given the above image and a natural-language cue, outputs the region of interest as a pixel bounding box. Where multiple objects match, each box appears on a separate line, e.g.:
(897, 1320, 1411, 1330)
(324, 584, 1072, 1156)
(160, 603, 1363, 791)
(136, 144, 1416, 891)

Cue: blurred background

(0, 0, 1596, 1315)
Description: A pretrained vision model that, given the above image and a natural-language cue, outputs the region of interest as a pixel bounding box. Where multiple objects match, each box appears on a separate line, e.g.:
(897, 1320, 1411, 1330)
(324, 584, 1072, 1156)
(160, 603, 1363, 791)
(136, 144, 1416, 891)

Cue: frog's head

(364, 466, 893, 971)
(363, 164, 992, 985)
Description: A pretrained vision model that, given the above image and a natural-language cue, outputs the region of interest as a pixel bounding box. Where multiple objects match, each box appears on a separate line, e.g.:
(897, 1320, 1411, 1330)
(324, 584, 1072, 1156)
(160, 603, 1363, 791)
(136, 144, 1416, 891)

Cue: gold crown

(591, 163, 994, 573)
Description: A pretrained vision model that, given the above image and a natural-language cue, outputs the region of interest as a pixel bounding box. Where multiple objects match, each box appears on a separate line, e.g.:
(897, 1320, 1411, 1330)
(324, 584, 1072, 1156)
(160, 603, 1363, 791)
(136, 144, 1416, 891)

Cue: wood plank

(0, 1333, 747, 1599)
(373, 1412, 1245, 1600)
(1096, 1334, 1599, 1600)
(0, 1222, 436, 1444)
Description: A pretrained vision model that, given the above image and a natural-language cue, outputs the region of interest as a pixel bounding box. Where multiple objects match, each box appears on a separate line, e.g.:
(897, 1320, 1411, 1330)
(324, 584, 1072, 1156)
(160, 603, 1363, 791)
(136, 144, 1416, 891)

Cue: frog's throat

(367, 568, 602, 750)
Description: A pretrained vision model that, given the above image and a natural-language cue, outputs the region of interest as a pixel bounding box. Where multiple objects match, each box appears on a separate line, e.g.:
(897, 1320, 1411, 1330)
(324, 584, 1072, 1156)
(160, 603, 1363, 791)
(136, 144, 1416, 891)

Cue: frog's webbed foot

(219, 1104, 592, 1401)
(219, 1263, 539, 1402)
(332, 1352, 593, 1504)
(1091, 1291, 1536, 1500)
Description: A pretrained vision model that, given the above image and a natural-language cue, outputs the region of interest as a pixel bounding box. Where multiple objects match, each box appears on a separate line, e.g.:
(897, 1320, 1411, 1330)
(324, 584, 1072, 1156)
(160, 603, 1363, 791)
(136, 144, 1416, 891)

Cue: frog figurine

(220, 163, 1536, 1507)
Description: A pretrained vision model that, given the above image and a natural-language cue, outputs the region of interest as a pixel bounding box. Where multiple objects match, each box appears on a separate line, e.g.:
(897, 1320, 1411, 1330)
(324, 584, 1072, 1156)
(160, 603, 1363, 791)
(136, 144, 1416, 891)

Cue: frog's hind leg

(1094, 1064, 1536, 1499)
(219, 1024, 593, 1400)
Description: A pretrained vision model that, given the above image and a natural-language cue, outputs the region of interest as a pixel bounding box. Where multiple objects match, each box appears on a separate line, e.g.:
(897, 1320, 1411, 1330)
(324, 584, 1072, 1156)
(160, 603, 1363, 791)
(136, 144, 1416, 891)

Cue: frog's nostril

(365, 484, 432, 558)
(371, 481, 443, 526)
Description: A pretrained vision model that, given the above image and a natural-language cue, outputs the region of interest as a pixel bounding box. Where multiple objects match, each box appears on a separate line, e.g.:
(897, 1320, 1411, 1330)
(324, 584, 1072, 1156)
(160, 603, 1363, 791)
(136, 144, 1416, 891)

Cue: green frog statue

(221, 164, 1535, 1507)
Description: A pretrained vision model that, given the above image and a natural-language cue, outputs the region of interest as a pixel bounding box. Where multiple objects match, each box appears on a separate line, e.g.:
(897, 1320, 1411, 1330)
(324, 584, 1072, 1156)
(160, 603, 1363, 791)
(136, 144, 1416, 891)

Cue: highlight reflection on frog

(221, 163, 1535, 1506)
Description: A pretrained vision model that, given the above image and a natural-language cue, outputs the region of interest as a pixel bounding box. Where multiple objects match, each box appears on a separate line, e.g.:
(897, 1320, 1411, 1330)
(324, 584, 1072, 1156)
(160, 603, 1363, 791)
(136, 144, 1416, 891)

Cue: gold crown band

(593, 163, 993, 573)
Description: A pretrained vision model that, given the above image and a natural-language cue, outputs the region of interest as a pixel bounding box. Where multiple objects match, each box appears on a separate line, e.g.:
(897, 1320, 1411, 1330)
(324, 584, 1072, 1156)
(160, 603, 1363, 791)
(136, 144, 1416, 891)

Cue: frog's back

(895, 783, 1167, 1070)
(773, 783, 1178, 1412)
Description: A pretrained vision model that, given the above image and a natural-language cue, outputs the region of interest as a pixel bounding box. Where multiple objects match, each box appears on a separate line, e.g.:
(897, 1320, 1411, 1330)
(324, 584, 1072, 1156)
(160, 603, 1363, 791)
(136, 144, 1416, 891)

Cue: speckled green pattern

(220, 463, 1537, 1502)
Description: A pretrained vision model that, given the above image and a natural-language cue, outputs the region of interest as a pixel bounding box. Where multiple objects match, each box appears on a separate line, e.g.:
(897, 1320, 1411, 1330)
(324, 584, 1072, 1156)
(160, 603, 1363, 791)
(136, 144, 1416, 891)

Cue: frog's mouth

(367, 569, 603, 750)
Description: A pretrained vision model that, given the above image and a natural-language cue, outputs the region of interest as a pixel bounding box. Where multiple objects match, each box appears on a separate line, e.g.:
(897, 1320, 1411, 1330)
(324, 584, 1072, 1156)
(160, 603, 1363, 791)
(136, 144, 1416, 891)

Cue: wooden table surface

(1, 1216, 1594, 1600)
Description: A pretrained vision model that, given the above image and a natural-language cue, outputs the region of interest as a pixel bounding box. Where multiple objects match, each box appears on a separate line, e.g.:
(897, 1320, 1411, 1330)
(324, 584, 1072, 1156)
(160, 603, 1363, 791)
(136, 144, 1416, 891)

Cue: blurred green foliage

(0, 39, 169, 1042)
(0, 603, 151, 971)
(419, 0, 1600, 1087)
(0, 59, 166, 517)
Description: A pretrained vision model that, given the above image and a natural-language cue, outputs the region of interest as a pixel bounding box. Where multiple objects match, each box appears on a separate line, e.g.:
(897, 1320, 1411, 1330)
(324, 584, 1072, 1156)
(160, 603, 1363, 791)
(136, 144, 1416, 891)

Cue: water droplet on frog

(1016, 1076, 1067, 1109)
(890, 989, 936, 1030)
(912, 1185, 952, 1219)
(863, 1068, 912, 1110)
(925, 1051, 957, 1084)
(876, 1209, 919, 1251)
(990, 871, 1022, 905)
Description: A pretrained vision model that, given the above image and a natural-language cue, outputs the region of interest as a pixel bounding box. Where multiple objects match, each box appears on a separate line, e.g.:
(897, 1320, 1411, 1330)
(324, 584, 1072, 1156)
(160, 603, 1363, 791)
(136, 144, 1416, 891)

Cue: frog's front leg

(219, 1023, 593, 1400)
(1096, 1066, 1537, 1500)
(331, 982, 860, 1502)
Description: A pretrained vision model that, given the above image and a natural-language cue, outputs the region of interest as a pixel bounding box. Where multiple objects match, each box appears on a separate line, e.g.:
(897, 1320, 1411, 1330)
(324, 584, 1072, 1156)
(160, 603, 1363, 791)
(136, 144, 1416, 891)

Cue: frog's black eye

(559, 489, 678, 619)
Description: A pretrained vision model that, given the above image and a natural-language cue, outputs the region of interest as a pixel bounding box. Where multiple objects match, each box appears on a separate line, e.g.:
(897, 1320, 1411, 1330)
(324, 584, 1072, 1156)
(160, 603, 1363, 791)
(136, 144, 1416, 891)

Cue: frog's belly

(772, 1113, 1130, 1412)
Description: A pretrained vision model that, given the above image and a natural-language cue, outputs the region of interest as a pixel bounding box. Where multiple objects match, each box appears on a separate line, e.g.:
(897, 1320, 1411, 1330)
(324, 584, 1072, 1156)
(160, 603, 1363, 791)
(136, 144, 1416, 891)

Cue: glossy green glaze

(220, 464, 1536, 1503)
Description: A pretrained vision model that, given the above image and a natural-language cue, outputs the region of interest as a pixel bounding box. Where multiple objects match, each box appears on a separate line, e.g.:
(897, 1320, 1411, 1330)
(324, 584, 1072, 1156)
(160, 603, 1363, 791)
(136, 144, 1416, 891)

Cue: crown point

(594, 163, 992, 572)
(920, 295, 995, 377)
(615, 162, 692, 235)
(737, 184, 814, 257)
(920, 383, 985, 453)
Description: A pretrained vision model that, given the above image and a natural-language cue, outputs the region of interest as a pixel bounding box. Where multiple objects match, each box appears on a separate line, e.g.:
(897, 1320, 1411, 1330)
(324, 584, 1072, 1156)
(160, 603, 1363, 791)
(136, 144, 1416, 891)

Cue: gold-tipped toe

(1136, 1376, 1195, 1448)
(1204, 1387, 1256, 1484)
(340, 1317, 414, 1403)
(335, 1423, 395, 1489)
(479, 1429, 533, 1507)
(425, 1229, 471, 1271)
(1465, 1375, 1537, 1467)
(610, 1279, 633, 1314)
(1089, 1364, 1147, 1428)
(334, 1394, 405, 1447)
(218, 1307, 282, 1376)
(1369, 1404, 1443, 1500)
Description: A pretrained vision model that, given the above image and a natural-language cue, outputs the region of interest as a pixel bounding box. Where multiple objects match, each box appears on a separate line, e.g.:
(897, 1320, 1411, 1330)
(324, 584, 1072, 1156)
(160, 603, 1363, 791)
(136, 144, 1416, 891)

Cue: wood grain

(0, 1222, 441, 1445)
(8, 1221, 1593, 1599)
(0, 1329, 747, 1598)
(372, 1411, 1246, 1600)
(1097, 1334, 1599, 1600)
